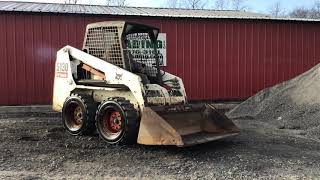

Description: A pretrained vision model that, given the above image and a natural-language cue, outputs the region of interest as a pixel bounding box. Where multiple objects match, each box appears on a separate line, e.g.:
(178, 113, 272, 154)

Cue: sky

(247, 0, 317, 13)
(1, 0, 319, 14)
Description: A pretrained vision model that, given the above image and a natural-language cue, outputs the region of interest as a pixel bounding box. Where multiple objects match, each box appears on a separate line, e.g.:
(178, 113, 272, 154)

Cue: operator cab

(82, 21, 162, 86)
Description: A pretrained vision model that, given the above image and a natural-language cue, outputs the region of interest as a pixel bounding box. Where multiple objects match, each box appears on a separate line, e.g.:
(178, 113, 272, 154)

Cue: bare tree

(287, 1, 320, 19)
(106, 0, 127, 6)
(106, 0, 112, 6)
(215, 0, 227, 10)
(113, 0, 127, 6)
(269, 1, 286, 17)
(310, 0, 320, 19)
(289, 7, 310, 18)
(64, 0, 78, 4)
(183, 0, 206, 9)
(231, 0, 247, 11)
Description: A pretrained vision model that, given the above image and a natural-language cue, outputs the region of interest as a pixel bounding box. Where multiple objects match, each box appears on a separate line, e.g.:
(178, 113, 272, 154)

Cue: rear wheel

(95, 97, 139, 145)
(62, 93, 96, 135)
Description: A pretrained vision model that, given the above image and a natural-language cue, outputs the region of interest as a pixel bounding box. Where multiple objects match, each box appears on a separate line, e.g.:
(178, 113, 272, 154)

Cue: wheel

(95, 97, 139, 145)
(62, 93, 96, 135)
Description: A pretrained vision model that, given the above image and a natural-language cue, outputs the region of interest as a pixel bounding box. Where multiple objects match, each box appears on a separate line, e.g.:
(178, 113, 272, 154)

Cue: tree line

(64, 0, 127, 6)
(65, 0, 320, 19)
(165, 0, 248, 10)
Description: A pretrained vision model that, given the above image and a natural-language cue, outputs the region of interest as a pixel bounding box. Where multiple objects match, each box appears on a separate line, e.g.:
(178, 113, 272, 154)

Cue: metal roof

(0, 1, 320, 22)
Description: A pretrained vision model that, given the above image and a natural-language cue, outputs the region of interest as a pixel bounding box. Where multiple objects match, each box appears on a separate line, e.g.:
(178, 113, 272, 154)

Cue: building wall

(0, 12, 319, 105)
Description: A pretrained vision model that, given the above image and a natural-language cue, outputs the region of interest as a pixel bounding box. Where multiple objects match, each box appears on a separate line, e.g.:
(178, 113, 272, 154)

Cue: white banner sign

(127, 33, 167, 66)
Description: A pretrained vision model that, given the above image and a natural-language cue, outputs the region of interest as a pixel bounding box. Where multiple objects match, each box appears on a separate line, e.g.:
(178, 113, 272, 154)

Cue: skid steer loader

(53, 21, 239, 147)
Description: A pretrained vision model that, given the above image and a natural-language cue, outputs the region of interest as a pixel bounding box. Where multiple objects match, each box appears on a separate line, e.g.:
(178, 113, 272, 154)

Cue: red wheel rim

(103, 111, 122, 133)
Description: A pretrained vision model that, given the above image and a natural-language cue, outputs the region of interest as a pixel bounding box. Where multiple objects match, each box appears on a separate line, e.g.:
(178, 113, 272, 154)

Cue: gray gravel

(1, 65, 320, 179)
(227, 63, 320, 141)
(0, 113, 320, 179)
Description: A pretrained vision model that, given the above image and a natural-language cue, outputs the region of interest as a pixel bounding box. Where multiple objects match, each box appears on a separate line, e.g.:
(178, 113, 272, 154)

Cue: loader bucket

(137, 104, 240, 147)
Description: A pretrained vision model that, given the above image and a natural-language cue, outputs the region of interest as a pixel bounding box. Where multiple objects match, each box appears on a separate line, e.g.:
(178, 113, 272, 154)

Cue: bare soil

(0, 113, 320, 179)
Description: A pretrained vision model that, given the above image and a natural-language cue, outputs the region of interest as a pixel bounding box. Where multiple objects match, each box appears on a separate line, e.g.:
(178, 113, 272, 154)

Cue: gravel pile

(227, 64, 320, 140)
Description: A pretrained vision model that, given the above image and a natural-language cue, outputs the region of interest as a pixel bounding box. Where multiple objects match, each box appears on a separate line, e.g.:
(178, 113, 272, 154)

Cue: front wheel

(95, 97, 139, 145)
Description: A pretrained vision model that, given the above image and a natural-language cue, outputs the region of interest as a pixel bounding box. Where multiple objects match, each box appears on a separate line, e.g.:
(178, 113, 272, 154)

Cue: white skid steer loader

(53, 21, 239, 147)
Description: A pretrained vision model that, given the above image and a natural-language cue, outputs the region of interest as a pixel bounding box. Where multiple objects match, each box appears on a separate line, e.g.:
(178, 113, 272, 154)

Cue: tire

(95, 97, 139, 145)
(62, 93, 96, 135)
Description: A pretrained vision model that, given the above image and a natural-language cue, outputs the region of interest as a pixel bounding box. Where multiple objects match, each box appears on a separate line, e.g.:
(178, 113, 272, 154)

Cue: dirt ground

(0, 112, 320, 179)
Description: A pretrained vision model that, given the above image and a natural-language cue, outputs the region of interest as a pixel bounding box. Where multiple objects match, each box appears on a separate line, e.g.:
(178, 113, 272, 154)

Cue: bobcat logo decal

(115, 72, 123, 81)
